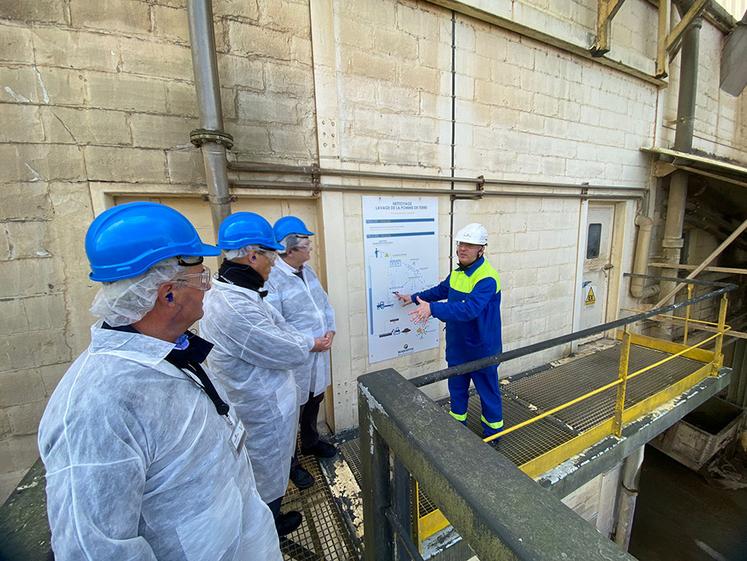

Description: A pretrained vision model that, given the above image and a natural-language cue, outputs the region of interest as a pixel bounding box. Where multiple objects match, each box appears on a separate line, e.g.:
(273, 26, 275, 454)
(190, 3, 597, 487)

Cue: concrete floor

(629, 446, 747, 561)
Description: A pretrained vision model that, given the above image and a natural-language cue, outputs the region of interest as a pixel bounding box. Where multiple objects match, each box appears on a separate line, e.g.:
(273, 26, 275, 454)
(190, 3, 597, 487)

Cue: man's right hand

(394, 292, 413, 306)
(311, 336, 331, 352)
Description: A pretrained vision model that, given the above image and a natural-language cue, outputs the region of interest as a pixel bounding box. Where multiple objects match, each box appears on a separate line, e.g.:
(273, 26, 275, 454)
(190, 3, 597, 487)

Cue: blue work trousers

(448, 365, 503, 437)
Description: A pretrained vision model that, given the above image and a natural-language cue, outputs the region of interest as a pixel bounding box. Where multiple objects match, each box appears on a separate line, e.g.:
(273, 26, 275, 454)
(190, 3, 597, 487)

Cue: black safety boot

(275, 510, 303, 536)
(301, 440, 337, 458)
(290, 465, 315, 490)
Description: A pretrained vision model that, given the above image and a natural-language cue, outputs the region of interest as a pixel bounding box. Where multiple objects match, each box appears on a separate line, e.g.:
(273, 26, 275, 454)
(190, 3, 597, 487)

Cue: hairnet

(279, 234, 309, 255)
(224, 244, 260, 260)
(90, 258, 182, 327)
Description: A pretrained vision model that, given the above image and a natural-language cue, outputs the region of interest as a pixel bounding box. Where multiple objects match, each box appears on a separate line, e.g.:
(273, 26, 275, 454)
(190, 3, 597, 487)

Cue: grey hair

(224, 244, 261, 260)
(279, 234, 309, 256)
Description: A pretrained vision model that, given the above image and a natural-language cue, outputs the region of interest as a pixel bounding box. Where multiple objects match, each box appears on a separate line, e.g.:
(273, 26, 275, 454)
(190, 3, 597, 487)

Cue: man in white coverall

(38, 202, 281, 561)
(201, 211, 331, 536)
(266, 216, 337, 490)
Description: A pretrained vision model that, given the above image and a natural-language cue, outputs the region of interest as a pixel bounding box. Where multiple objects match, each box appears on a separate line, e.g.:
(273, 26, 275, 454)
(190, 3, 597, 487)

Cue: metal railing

(358, 274, 736, 560)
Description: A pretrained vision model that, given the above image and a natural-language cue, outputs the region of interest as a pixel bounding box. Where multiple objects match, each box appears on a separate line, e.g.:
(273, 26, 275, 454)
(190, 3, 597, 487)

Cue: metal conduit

(230, 178, 644, 200)
(228, 161, 647, 193)
(187, 0, 232, 237)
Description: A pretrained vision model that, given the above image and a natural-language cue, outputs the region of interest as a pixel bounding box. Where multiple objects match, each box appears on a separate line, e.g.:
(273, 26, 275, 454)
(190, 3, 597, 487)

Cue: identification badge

(226, 411, 246, 453)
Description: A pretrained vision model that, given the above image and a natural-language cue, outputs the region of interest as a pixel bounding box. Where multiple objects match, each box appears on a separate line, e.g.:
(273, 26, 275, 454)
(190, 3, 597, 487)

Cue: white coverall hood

(38, 325, 281, 561)
(200, 280, 314, 502)
(266, 259, 336, 403)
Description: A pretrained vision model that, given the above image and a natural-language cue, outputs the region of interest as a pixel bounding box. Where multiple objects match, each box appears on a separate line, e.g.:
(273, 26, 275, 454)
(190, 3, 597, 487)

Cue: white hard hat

(455, 223, 488, 245)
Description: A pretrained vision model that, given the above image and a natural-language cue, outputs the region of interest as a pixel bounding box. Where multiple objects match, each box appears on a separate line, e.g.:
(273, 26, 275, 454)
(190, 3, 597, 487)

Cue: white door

(580, 204, 615, 334)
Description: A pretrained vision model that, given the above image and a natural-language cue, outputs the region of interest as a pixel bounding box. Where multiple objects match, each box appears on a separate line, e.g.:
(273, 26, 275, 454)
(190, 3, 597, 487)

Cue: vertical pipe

(613, 446, 645, 550)
(659, 12, 702, 305)
(630, 215, 659, 298)
(448, 11, 456, 272)
(187, 0, 233, 238)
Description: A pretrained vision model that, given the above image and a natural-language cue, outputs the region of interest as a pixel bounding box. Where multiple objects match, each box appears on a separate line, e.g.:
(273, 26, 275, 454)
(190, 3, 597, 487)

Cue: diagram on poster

(363, 196, 440, 363)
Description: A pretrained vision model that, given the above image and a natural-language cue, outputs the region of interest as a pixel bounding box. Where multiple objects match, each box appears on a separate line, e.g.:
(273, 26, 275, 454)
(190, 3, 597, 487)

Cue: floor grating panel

(280, 449, 359, 560)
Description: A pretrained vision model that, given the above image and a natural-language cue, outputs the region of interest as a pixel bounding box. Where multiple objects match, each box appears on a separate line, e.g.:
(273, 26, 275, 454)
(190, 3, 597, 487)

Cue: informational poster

(363, 196, 440, 363)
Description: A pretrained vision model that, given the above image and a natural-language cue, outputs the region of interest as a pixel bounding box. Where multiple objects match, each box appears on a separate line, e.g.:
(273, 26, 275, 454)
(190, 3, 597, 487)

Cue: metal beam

(649, 262, 747, 275)
(591, 0, 628, 56)
(666, 0, 709, 56)
(656, 0, 671, 77)
(677, 164, 747, 189)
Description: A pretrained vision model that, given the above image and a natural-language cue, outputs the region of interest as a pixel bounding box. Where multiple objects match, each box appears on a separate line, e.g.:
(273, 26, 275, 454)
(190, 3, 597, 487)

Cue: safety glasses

(174, 266, 212, 291)
(256, 249, 278, 263)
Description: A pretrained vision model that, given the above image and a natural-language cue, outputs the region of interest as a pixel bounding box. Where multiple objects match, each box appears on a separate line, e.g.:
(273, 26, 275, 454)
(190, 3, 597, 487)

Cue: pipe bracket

(190, 128, 234, 149)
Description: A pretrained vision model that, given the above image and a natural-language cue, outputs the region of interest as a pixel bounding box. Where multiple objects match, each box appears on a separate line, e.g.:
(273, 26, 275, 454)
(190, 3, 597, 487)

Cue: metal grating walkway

(280, 450, 359, 560)
(339, 342, 709, 518)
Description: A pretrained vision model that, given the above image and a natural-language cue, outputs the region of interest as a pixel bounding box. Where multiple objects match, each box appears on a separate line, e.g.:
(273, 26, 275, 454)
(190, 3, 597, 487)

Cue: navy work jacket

(412, 256, 502, 366)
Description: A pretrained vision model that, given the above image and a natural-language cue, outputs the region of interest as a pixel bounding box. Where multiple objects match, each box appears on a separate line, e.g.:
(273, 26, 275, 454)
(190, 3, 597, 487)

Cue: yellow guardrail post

(613, 327, 632, 437)
(712, 293, 728, 374)
(683, 284, 693, 345)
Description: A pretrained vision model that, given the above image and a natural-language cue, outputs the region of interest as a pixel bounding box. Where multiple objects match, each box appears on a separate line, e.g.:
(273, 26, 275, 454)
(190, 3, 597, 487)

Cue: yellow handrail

(683, 285, 694, 345)
(626, 332, 720, 382)
(482, 329, 726, 444)
(653, 314, 722, 327)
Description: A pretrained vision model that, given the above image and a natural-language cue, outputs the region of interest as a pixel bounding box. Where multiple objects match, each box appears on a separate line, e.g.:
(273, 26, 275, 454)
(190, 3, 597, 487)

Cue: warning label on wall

(584, 284, 596, 306)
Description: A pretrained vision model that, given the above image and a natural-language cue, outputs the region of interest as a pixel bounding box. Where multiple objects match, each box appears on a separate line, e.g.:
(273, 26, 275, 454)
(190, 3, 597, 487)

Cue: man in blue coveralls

(396, 223, 503, 437)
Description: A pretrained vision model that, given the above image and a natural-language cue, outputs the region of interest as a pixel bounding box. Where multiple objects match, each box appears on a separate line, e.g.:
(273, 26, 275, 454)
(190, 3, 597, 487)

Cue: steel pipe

(230, 178, 643, 200)
(187, 0, 232, 236)
(228, 160, 647, 193)
(630, 215, 659, 299)
(660, 7, 702, 303)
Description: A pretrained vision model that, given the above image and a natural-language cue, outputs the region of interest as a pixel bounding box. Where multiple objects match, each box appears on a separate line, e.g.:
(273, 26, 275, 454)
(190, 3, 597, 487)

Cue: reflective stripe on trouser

(448, 365, 503, 436)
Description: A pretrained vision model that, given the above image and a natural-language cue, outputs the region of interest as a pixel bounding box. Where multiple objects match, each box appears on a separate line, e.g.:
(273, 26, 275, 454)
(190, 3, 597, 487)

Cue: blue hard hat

(218, 212, 284, 251)
(273, 216, 314, 243)
(86, 202, 221, 282)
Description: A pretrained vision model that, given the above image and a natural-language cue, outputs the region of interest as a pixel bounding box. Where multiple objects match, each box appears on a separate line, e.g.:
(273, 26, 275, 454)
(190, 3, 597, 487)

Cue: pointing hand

(393, 292, 413, 306)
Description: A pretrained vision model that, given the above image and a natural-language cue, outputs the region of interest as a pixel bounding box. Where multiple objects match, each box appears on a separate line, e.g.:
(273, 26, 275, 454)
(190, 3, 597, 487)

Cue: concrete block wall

(0, 0, 317, 501)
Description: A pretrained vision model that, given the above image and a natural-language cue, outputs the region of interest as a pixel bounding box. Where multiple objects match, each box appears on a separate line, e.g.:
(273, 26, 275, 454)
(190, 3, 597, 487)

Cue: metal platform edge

(537, 366, 733, 498)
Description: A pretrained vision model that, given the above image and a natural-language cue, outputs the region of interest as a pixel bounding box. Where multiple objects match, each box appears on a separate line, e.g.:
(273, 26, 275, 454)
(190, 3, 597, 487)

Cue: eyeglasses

(173, 266, 212, 291)
(256, 249, 278, 263)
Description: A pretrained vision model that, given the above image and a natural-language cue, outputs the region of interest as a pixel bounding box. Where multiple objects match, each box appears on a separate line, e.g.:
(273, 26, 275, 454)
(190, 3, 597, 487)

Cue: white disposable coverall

(38, 325, 281, 561)
(266, 259, 336, 404)
(201, 279, 314, 503)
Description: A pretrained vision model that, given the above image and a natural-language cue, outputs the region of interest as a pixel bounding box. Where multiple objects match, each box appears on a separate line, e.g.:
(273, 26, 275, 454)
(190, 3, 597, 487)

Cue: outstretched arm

(430, 277, 496, 322)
